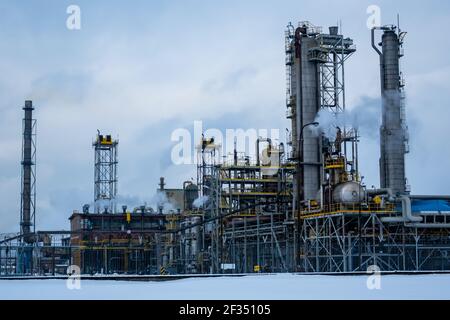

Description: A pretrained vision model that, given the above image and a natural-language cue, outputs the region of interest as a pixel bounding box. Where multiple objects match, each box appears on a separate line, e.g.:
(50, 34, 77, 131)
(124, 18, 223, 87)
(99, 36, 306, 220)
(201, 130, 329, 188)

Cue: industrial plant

(1, 20, 450, 276)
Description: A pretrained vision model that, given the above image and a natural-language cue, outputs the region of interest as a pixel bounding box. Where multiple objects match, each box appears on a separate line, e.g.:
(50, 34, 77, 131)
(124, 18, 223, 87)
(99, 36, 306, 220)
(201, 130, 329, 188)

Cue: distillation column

(292, 25, 320, 202)
(372, 26, 408, 195)
(287, 23, 355, 204)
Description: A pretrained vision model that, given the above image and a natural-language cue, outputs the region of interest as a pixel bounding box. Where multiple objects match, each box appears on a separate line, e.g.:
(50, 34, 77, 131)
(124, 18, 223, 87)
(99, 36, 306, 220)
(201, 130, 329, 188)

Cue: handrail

(300, 203, 396, 218)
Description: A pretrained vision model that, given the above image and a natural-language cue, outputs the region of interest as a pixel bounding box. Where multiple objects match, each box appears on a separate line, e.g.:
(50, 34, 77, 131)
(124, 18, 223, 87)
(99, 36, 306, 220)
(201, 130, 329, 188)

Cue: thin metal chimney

(20, 100, 36, 243)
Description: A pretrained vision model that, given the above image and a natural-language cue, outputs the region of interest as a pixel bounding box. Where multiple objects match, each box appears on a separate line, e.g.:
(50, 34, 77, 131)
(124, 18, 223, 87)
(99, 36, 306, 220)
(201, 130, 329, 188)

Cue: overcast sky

(0, 0, 449, 232)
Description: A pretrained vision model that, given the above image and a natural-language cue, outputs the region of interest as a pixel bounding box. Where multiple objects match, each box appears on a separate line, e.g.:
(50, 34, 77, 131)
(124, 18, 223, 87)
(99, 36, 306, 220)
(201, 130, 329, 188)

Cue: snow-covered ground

(0, 274, 449, 300)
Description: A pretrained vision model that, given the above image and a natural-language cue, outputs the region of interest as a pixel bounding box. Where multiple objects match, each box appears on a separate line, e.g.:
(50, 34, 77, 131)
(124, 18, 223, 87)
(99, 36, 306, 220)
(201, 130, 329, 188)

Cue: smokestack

(372, 26, 408, 195)
(20, 100, 36, 243)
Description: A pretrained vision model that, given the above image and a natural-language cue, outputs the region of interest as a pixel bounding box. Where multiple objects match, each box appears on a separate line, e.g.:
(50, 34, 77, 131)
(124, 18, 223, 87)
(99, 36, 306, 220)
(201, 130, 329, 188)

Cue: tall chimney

(20, 100, 36, 243)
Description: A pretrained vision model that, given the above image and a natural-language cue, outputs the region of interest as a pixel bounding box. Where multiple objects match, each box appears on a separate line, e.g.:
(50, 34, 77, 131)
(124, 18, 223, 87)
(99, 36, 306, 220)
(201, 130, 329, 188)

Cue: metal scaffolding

(300, 212, 450, 272)
(93, 132, 118, 214)
(199, 137, 296, 273)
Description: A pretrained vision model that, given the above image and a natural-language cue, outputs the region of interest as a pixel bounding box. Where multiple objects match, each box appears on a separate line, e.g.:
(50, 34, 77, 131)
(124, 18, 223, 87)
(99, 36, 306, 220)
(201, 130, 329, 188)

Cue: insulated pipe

(371, 26, 391, 55)
(410, 195, 450, 200)
(256, 138, 272, 166)
(402, 196, 450, 228)
(371, 28, 382, 56)
(381, 195, 422, 223)
(400, 196, 422, 222)
(367, 188, 395, 202)
(404, 223, 450, 229)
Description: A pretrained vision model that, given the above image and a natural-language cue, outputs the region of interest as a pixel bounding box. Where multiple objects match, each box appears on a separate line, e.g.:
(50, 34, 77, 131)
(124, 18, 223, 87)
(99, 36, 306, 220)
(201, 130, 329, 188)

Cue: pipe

(403, 196, 450, 228)
(367, 188, 395, 202)
(402, 196, 422, 222)
(292, 27, 304, 218)
(279, 143, 285, 156)
(404, 223, 450, 229)
(233, 139, 238, 165)
(381, 195, 450, 228)
(371, 26, 392, 56)
(183, 181, 192, 190)
(371, 28, 382, 56)
(381, 196, 422, 223)
(410, 195, 450, 200)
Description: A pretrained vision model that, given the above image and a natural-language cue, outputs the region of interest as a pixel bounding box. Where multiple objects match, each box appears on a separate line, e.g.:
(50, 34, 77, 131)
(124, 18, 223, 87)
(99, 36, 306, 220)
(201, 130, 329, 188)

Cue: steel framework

(300, 212, 450, 272)
(20, 101, 37, 240)
(93, 133, 118, 214)
(309, 28, 355, 115)
(203, 143, 296, 273)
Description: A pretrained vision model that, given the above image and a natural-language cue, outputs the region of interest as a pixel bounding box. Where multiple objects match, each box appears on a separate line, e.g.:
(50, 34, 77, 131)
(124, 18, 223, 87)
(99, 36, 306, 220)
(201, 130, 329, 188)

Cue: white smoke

(116, 194, 144, 210)
(313, 98, 381, 139)
(152, 191, 175, 213)
(88, 194, 161, 213)
(193, 195, 209, 208)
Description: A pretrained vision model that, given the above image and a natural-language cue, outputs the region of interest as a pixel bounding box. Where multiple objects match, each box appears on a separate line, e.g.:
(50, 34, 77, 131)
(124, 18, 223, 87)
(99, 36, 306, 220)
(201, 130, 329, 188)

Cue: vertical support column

(244, 217, 247, 273)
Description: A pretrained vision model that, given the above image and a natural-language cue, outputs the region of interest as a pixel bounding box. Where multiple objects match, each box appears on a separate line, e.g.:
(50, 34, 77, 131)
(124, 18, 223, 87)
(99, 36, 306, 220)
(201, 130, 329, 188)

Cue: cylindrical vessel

(379, 30, 407, 195)
(332, 182, 366, 205)
(294, 32, 320, 202)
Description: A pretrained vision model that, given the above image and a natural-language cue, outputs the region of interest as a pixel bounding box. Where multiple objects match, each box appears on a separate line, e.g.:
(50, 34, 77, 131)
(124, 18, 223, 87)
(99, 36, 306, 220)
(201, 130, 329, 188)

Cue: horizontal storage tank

(332, 182, 366, 205)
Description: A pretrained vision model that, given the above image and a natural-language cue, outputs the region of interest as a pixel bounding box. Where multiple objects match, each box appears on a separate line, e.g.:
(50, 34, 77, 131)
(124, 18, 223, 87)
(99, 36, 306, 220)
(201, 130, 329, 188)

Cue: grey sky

(0, 0, 449, 232)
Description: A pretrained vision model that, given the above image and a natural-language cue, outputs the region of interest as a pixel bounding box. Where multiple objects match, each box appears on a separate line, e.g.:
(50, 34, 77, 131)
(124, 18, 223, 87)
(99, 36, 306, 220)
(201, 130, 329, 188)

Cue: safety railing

(300, 203, 397, 219)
